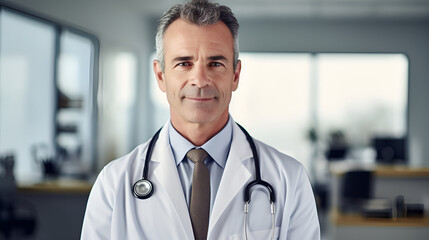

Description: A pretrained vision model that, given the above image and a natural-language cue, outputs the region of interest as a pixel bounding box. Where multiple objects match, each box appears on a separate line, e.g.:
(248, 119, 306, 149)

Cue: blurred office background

(0, 0, 428, 239)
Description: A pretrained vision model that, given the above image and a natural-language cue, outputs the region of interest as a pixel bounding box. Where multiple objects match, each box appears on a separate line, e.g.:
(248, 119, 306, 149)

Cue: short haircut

(155, 0, 239, 71)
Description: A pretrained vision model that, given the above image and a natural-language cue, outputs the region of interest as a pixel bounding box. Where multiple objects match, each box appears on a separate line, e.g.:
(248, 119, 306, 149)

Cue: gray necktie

(187, 148, 210, 240)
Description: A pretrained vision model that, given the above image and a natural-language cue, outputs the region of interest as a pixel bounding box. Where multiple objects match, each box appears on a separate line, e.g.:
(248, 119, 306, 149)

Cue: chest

(110, 176, 287, 240)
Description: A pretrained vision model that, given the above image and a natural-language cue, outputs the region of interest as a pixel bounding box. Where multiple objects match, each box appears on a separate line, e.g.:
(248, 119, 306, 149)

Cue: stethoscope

(132, 124, 276, 240)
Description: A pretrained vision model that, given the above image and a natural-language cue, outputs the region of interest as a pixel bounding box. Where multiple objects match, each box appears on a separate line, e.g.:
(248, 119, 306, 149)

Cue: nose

(189, 63, 209, 88)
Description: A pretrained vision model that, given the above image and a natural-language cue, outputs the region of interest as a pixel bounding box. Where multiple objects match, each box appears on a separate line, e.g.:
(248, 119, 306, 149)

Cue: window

(0, 9, 55, 181)
(317, 54, 408, 147)
(0, 6, 99, 181)
(230, 53, 313, 169)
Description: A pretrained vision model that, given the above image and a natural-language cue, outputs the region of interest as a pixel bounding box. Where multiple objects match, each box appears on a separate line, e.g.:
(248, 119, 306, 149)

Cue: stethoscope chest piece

(133, 179, 154, 199)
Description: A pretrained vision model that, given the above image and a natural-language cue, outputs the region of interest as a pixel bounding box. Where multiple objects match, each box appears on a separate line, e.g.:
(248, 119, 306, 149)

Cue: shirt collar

(168, 117, 233, 168)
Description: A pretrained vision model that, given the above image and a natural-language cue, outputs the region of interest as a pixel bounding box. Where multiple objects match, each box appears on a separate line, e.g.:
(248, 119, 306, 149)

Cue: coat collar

(151, 122, 194, 240)
(208, 121, 253, 234)
(150, 121, 253, 239)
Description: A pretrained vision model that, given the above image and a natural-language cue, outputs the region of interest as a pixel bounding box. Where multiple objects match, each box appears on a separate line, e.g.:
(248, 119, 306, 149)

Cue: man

(81, 0, 320, 239)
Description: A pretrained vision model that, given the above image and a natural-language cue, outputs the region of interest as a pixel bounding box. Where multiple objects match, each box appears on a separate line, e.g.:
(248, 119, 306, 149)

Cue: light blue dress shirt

(168, 117, 233, 214)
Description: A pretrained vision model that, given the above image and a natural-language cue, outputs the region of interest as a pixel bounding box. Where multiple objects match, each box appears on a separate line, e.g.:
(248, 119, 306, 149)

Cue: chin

(188, 113, 217, 124)
(185, 109, 224, 124)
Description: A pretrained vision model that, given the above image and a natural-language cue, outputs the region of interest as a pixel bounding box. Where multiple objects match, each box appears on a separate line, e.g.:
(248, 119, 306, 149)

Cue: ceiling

(127, 0, 429, 20)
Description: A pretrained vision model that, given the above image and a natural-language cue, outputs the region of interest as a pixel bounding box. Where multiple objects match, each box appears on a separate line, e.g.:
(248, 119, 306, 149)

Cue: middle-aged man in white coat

(81, 0, 320, 239)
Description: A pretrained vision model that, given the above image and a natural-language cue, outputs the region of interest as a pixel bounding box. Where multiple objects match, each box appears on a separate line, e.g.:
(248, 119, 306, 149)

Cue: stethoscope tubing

(236, 123, 276, 203)
(134, 123, 277, 239)
(142, 128, 162, 180)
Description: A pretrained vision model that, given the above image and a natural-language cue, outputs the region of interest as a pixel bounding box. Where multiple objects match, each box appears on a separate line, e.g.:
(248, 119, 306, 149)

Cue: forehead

(163, 18, 234, 59)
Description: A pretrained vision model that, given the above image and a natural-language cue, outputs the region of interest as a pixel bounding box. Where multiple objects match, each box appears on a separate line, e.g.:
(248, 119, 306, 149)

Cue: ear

(153, 60, 166, 92)
(232, 60, 241, 92)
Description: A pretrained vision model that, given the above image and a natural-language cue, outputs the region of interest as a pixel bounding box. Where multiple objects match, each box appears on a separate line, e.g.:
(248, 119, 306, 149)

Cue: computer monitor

(372, 137, 407, 164)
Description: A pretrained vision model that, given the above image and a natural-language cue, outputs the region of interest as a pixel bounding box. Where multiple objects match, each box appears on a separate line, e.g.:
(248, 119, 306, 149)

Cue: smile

(185, 97, 215, 102)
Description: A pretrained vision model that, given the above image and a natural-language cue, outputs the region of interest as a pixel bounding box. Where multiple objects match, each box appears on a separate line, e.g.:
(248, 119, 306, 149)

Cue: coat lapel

(151, 124, 194, 240)
(208, 122, 253, 234)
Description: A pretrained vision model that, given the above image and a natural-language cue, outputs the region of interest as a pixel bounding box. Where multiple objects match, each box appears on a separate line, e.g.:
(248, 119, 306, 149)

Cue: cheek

(217, 84, 233, 103)
(164, 79, 184, 102)
(165, 86, 178, 103)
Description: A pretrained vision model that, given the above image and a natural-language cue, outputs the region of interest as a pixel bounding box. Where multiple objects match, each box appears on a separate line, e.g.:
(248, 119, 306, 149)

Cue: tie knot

(187, 148, 208, 163)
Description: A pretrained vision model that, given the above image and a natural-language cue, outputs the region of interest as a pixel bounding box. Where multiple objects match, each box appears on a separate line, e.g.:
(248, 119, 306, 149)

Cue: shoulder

(252, 138, 309, 189)
(231, 121, 306, 179)
(255, 139, 304, 171)
(253, 139, 317, 217)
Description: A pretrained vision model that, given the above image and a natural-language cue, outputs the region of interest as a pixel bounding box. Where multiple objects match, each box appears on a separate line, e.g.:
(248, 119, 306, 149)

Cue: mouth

(185, 97, 215, 102)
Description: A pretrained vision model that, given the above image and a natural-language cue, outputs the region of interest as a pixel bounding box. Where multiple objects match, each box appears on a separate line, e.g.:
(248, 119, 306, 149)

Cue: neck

(170, 114, 229, 146)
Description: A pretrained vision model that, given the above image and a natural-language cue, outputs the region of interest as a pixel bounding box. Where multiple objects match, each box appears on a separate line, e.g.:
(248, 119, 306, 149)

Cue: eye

(209, 62, 223, 67)
(176, 62, 192, 67)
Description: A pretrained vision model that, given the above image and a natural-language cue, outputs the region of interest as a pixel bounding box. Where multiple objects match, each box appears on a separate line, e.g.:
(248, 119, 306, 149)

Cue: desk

(18, 179, 93, 194)
(330, 163, 429, 177)
(330, 213, 429, 240)
(328, 164, 429, 240)
(330, 163, 429, 212)
(331, 209, 429, 227)
(15, 179, 93, 240)
(372, 165, 429, 177)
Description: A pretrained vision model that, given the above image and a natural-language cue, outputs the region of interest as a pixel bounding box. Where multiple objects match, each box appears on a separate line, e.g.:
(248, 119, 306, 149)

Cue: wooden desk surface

(330, 162, 429, 178)
(331, 209, 429, 227)
(374, 166, 429, 177)
(18, 179, 93, 194)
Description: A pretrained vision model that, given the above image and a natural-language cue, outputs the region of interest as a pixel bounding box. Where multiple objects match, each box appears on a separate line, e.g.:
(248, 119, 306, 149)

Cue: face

(154, 18, 241, 129)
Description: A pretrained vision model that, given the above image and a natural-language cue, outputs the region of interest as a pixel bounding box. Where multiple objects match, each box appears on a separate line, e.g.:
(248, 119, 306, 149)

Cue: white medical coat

(81, 121, 320, 239)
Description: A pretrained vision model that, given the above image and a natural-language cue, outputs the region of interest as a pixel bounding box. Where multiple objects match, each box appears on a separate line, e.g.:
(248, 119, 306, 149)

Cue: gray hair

(155, 0, 239, 71)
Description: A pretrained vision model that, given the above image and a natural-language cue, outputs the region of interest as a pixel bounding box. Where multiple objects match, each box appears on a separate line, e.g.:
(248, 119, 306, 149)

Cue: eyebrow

(172, 56, 193, 62)
(208, 55, 227, 61)
(171, 55, 228, 62)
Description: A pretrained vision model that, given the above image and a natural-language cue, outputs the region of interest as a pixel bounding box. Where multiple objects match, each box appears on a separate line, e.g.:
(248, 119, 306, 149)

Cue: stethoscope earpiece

(133, 179, 154, 199)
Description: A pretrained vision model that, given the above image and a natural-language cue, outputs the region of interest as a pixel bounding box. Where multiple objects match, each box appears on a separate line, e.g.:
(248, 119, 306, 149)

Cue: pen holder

(41, 158, 61, 179)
